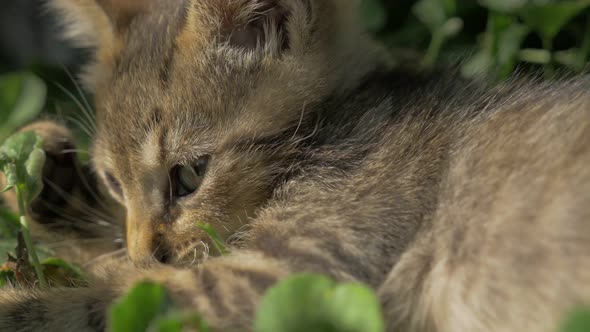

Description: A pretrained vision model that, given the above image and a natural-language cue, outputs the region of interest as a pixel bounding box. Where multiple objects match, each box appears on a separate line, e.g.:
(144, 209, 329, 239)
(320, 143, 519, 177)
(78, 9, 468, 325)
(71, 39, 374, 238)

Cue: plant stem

(423, 30, 445, 67)
(15, 186, 47, 288)
(577, 15, 590, 71)
(542, 37, 555, 79)
(197, 223, 227, 256)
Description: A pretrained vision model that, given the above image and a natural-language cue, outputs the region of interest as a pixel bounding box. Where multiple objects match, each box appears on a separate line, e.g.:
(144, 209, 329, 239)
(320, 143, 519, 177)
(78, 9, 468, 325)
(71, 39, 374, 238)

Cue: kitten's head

(50, 0, 388, 264)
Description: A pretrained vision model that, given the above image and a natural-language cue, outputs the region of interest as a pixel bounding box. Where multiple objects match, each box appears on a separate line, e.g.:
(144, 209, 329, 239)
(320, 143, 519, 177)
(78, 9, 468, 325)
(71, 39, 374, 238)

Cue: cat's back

(364, 74, 590, 331)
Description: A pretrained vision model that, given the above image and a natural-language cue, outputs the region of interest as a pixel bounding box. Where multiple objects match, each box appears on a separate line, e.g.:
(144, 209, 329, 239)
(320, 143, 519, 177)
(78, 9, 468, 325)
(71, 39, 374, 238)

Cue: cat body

(1, 0, 589, 331)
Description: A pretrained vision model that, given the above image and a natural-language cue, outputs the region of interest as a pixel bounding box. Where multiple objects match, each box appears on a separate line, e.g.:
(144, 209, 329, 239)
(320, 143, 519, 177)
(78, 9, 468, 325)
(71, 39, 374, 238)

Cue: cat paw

(15, 121, 89, 222)
(0, 121, 92, 224)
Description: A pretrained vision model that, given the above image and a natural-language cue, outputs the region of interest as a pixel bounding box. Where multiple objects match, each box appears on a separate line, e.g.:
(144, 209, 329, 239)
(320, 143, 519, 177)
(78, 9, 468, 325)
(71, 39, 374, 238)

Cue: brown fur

(1, 0, 589, 331)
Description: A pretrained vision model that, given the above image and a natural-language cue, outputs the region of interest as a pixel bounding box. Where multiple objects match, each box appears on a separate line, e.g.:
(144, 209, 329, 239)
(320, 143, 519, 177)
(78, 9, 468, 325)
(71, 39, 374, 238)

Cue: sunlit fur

(0, 0, 589, 331)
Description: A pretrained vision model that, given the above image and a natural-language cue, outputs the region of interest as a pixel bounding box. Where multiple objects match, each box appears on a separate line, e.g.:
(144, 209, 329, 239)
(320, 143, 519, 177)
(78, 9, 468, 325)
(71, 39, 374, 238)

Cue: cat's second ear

(48, 0, 146, 46)
(218, 0, 311, 53)
(47, 0, 147, 88)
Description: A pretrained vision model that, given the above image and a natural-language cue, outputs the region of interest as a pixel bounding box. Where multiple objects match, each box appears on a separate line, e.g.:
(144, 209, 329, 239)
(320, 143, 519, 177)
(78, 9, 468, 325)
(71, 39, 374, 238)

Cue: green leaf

(440, 17, 464, 38)
(559, 308, 590, 332)
(478, 0, 528, 13)
(0, 208, 19, 238)
(462, 51, 494, 77)
(519, 48, 553, 64)
(254, 274, 384, 332)
(0, 239, 17, 257)
(413, 0, 448, 29)
(0, 73, 47, 142)
(148, 312, 211, 332)
(2, 163, 17, 192)
(150, 317, 183, 332)
(443, 0, 457, 14)
(255, 274, 336, 332)
(42, 257, 87, 286)
(109, 281, 173, 332)
(0, 268, 16, 288)
(520, 1, 590, 41)
(0, 74, 23, 121)
(496, 22, 531, 79)
(0, 239, 56, 265)
(0, 131, 46, 204)
(361, 0, 387, 33)
(554, 48, 581, 67)
(24, 147, 46, 204)
(326, 283, 385, 332)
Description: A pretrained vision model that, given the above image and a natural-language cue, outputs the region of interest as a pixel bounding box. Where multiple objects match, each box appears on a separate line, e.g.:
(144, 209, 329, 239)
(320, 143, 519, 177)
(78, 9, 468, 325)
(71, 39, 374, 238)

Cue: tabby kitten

(1, 0, 589, 331)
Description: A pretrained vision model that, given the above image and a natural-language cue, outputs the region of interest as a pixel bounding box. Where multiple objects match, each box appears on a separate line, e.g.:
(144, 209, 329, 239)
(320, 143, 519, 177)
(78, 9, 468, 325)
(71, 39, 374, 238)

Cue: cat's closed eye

(173, 155, 210, 197)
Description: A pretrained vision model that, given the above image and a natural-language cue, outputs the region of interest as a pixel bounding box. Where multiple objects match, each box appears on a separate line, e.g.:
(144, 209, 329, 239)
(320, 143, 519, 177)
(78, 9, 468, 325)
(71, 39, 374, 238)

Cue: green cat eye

(174, 156, 209, 197)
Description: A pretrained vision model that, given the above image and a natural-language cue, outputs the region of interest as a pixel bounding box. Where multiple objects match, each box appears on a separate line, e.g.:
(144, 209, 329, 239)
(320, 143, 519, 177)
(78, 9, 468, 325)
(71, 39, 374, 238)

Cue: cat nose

(152, 240, 172, 264)
(126, 216, 172, 264)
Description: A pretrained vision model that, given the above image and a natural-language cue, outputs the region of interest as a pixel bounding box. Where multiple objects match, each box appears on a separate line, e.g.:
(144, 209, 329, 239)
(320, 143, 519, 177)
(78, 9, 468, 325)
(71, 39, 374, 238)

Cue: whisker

(291, 102, 307, 139)
(83, 248, 128, 268)
(200, 241, 210, 260)
(64, 67, 94, 122)
(66, 115, 94, 139)
(190, 248, 198, 265)
(52, 92, 95, 136)
(59, 98, 96, 136)
(43, 237, 121, 249)
(33, 199, 110, 229)
(53, 81, 96, 132)
(150, 243, 162, 261)
(60, 149, 91, 155)
(43, 179, 115, 223)
(70, 160, 115, 213)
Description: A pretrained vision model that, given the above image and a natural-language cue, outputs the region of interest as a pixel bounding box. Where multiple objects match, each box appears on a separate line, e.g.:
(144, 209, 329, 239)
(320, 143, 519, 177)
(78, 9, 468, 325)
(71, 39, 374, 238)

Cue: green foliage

(368, 0, 590, 79)
(110, 275, 383, 332)
(520, 1, 590, 41)
(0, 132, 46, 202)
(110, 281, 171, 332)
(361, 0, 388, 32)
(0, 71, 47, 241)
(0, 72, 86, 289)
(254, 274, 384, 332)
(0, 208, 19, 238)
(41, 257, 86, 287)
(0, 130, 47, 287)
(559, 308, 590, 332)
(412, 0, 463, 66)
(109, 281, 210, 332)
(0, 73, 47, 142)
(0, 268, 15, 287)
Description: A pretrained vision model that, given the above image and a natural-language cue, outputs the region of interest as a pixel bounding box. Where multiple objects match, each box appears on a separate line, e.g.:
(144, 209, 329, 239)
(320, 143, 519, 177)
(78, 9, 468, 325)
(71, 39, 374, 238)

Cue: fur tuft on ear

(46, 0, 147, 90)
(216, 0, 310, 53)
(227, 0, 288, 51)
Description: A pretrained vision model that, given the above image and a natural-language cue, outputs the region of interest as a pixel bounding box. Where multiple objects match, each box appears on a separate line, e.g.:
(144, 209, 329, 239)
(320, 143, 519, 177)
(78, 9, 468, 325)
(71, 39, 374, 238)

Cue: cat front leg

(0, 251, 287, 332)
(0, 213, 377, 332)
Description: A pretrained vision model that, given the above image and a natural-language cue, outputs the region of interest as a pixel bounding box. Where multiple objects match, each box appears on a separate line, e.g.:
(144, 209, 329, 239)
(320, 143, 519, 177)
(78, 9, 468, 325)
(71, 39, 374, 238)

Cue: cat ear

(47, 0, 147, 89)
(221, 0, 308, 53)
(48, 0, 146, 47)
